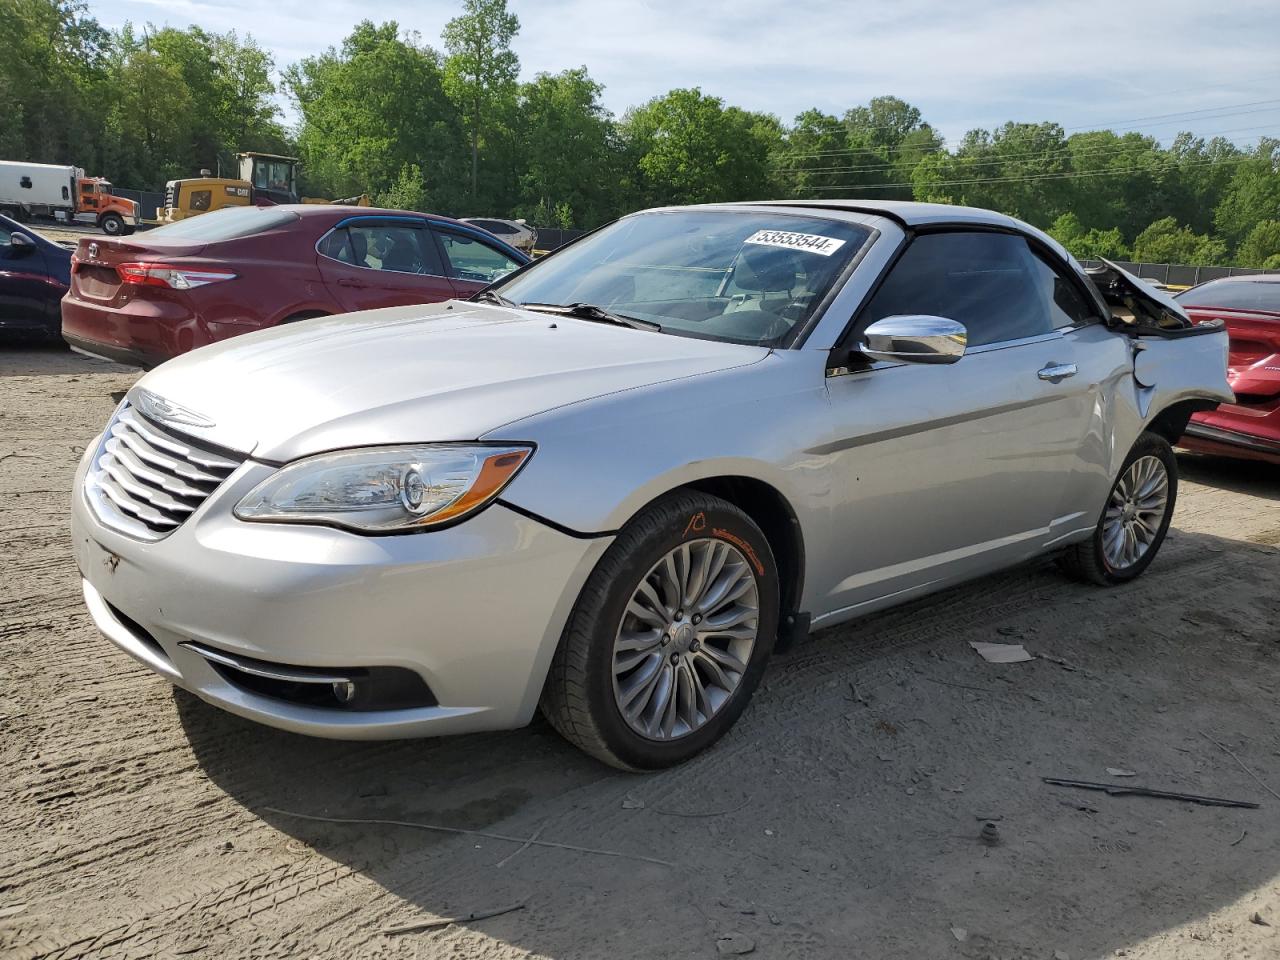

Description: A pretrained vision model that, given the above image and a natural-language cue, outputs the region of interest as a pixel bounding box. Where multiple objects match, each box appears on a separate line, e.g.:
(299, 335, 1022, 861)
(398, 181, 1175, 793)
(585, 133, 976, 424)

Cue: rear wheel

(541, 491, 779, 770)
(100, 213, 124, 236)
(1059, 431, 1177, 585)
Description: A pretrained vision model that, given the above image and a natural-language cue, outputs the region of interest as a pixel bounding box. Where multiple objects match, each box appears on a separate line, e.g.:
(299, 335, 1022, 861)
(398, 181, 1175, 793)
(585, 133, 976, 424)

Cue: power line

(774, 127, 1274, 177)
(774, 101, 1280, 161)
(796, 153, 1262, 194)
(1063, 98, 1280, 132)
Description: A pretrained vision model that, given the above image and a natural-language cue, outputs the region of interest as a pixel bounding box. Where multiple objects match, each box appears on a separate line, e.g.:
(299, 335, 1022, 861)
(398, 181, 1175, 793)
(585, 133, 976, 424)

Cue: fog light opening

(332, 680, 357, 704)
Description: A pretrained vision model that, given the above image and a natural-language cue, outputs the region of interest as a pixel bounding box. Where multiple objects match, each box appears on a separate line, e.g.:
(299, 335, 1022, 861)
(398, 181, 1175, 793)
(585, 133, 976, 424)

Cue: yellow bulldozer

(161, 152, 369, 223)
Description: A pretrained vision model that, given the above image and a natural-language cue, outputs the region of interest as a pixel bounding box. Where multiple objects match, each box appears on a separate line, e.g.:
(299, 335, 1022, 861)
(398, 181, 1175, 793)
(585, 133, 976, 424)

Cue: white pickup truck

(0, 160, 140, 235)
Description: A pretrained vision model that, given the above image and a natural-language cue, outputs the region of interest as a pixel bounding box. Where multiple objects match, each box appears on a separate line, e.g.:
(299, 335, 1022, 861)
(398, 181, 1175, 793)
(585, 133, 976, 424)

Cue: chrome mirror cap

(860, 315, 967, 365)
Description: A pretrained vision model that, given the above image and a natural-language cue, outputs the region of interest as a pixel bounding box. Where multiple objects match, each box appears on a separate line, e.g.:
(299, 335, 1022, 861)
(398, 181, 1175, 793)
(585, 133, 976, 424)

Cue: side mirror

(859, 315, 967, 365)
(8, 233, 35, 257)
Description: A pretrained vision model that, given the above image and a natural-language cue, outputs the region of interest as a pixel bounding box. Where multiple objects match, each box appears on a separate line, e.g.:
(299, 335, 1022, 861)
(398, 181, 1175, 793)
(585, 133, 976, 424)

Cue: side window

(190, 190, 212, 211)
(83, 183, 96, 194)
(435, 230, 520, 283)
(1027, 253, 1098, 328)
(0, 225, 12, 253)
(327, 224, 444, 276)
(860, 232, 1058, 347)
(318, 228, 353, 263)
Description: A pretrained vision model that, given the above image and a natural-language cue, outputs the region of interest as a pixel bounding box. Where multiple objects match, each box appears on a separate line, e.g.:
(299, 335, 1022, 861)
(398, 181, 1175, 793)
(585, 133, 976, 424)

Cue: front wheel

(1059, 431, 1177, 585)
(100, 213, 124, 236)
(541, 491, 779, 770)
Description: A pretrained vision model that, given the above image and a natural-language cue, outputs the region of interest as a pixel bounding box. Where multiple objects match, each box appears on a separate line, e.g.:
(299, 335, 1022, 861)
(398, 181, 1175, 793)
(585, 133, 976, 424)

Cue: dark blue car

(0, 214, 71, 341)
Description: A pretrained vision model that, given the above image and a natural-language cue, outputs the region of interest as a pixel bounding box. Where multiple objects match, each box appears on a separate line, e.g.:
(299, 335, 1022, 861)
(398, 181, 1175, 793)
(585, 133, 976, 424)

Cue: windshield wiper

(520, 302, 661, 332)
(471, 288, 519, 308)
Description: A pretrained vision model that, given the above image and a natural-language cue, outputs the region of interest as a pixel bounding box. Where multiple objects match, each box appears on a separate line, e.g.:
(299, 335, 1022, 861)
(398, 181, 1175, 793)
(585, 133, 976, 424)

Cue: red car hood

(1184, 306, 1280, 400)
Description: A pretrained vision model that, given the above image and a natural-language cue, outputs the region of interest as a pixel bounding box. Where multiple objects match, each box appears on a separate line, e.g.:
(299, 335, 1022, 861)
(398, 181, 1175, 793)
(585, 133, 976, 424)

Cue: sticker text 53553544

(743, 230, 847, 257)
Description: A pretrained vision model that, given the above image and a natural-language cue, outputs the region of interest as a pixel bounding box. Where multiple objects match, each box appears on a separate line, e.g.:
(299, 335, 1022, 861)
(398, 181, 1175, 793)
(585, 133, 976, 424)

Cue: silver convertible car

(71, 201, 1231, 769)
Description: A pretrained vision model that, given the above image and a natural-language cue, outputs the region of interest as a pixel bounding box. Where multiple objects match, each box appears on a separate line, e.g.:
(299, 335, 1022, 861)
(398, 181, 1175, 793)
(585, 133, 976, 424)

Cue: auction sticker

(744, 230, 846, 256)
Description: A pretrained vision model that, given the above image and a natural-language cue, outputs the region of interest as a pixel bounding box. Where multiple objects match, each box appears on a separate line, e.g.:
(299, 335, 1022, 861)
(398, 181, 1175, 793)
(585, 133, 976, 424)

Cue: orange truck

(0, 161, 141, 235)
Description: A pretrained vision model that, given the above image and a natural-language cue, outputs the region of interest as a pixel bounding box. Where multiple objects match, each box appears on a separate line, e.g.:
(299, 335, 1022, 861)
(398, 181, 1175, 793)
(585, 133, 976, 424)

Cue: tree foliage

(285, 22, 462, 205)
(620, 88, 780, 206)
(443, 0, 519, 200)
(5, 0, 1280, 262)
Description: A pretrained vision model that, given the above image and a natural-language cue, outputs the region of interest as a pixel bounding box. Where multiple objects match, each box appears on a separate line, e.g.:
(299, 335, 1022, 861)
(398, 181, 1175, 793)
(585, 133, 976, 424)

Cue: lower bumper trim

(1183, 421, 1280, 455)
(179, 640, 355, 686)
(64, 334, 163, 370)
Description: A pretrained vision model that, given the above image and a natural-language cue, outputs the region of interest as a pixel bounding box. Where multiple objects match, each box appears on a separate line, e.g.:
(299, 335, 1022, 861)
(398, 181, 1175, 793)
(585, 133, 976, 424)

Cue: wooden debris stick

(495, 822, 546, 868)
(1199, 730, 1280, 803)
(384, 902, 526, 936)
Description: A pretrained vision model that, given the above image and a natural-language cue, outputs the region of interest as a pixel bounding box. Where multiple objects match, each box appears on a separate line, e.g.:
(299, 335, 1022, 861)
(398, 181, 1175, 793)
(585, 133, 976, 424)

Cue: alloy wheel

(611, 538, 760, 741)
(1102, 455, 1170, 571)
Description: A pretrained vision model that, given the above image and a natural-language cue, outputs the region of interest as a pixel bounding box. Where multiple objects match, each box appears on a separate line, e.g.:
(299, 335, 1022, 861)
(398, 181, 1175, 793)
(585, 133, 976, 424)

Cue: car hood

(1086, 259, 1194, 331)
(135, 301, 769, 461)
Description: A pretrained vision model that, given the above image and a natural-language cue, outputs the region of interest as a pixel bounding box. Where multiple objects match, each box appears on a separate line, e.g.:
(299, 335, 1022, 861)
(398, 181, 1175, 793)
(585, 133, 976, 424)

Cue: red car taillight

(116, 262, 237, 290)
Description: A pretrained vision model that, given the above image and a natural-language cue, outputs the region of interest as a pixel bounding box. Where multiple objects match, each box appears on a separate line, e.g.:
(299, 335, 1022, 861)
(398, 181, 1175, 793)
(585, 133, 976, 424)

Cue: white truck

(0, 161, 140, 235)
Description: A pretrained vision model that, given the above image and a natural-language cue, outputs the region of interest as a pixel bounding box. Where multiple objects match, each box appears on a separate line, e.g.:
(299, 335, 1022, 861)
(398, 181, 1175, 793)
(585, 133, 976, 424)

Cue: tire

(1058, 431, 1178, 586)
(541, 491, 780, 770)
(100, 213, 124, 236)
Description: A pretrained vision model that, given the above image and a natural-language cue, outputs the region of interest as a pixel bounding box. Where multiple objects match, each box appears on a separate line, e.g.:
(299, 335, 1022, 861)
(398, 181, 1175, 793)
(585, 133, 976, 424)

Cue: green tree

(1236, 220, 1280, 268)
(1062, 130, 1166, 237)
(773, 109, 852, 198)
(286, 22, 463, 208)
(0, 0, 111, 168)
(1214, 139, 1280, 249)
(1048, 213, 1130, 260)
(377, 163, 429, 211)
(442, 0, 519, 202)
(515, 68, 616, 227)
(1133, 217, 1227, 266)
(842, 95, 942, 199)
(621, 88, 780, 206)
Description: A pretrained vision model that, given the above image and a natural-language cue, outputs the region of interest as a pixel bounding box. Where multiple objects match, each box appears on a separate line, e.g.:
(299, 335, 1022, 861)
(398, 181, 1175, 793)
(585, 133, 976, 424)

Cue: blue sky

(92, 0, 1280, 148)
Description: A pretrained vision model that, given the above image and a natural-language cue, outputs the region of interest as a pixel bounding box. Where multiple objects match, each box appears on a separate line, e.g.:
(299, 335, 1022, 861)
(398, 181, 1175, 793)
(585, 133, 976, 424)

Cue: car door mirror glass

(860, 315, 967, 365)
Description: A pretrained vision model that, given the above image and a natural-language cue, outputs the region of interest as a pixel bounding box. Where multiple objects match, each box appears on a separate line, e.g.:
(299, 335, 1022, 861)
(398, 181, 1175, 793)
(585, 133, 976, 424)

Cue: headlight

(234, 444, 532, 533)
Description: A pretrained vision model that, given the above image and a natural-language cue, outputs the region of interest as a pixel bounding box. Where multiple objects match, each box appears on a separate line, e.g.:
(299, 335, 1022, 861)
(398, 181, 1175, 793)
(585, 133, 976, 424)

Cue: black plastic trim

(496, 499, 618, 539)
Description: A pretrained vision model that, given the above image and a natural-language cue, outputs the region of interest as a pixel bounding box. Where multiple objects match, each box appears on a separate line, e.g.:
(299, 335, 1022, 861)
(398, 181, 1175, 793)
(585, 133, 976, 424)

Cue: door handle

(1037, 362, 1077, 382)
(336, 277, 367, 288)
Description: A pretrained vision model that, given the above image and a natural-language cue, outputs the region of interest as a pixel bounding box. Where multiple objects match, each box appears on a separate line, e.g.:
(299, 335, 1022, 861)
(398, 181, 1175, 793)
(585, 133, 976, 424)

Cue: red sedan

(61, 205, 529, 368)
(1177, 274, 1280, 464)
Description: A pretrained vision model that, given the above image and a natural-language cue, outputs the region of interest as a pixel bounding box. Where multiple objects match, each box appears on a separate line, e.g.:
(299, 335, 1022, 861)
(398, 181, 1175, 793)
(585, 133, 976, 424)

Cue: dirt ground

(19, 222, 114, 247)
(1, 345, 1278, 960)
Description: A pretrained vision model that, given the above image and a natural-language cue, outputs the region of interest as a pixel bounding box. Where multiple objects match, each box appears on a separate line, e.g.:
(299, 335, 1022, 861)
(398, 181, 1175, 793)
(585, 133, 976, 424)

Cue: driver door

(815, 230, 1106, 616)
(316, 219, 455, 312)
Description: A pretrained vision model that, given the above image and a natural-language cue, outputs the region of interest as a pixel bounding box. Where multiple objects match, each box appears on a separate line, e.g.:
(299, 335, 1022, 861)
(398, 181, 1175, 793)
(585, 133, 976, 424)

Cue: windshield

(493, 209, 872, 345)
(1176, 279, 1280, 313)
(144, 206, 300, 243)
(251, 159, 295, 192)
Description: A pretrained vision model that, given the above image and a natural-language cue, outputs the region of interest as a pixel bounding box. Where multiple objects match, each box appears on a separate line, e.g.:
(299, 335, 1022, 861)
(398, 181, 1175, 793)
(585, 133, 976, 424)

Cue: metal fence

(532, 227, 587, 250)
(113, 186, 165, 222)
(1078, 259, 1280, 288)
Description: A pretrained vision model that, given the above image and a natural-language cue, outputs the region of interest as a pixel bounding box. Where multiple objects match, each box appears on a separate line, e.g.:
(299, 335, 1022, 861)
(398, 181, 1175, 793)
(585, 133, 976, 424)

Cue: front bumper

(71, 448, 611, 738)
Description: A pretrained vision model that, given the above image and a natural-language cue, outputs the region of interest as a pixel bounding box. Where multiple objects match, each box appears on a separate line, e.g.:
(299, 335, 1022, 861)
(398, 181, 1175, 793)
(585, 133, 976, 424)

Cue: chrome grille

(85, 403, 244, 540)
